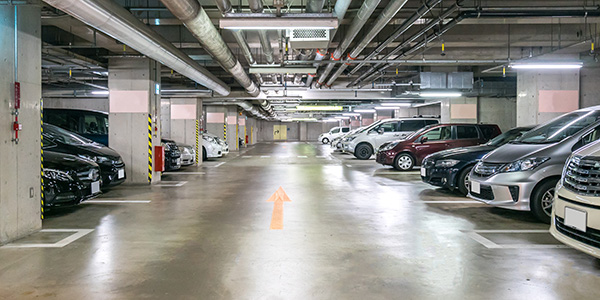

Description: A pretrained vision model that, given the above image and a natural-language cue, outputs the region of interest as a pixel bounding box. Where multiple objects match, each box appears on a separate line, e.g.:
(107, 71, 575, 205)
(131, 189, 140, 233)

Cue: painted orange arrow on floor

(267, 187, 291, 230)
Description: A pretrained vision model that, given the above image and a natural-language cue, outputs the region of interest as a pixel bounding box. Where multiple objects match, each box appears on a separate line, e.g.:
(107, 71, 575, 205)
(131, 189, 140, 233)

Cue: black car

(43, 150, 102, 208)
(43, 124, 126, 188)
(421, 126, 534, 195)
(44, 108, 109, 146)
(161, 139, 181, 171)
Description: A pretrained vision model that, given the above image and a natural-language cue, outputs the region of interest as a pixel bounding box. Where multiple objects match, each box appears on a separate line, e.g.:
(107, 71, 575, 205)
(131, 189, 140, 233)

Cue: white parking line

(1, 229, 94, 248)
(163, 172, 205, 175)
(242, 156, 252, 158)
(214, 162, 226, 168)
(261, 156, 271, 158)
(83, 200, 151, 204)
(420, 200, 483, 204)
(156, 181, 188, 187)
(316, 155, 326, 158)
(298, 156, 308, 158)
(462, 230, 571, 249)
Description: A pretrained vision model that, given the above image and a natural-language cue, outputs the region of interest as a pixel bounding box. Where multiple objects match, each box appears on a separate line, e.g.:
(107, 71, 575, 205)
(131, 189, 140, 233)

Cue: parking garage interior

(1, 0, 600, 298)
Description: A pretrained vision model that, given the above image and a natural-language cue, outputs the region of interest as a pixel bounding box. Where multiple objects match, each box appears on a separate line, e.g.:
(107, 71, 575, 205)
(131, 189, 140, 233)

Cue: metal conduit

(349, 0, 443, 75)
(324, 0, 409, 87)
(43, 0, 230, 96)
(315, 0, 381, 88)
(214, 0, 232, 13)
(161, 0, 259, 97)
(292, 0, 326, 85)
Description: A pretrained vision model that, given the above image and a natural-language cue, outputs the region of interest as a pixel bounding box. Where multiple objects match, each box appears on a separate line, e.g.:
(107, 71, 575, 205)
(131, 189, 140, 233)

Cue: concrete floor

(1, 142, 599, 299)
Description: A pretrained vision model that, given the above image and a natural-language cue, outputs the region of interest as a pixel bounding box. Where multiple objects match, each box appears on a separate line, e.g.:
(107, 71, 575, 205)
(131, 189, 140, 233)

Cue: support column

(226, 106, 238, 151)
(238, 113, 247, 147)
(108, 57, 161, 184)
(0, 3, 42, 243)
(516, 69, 580, 126)
(195, 98, 203, 165)
(299, 122, 308, 141)
(205, 105, 226, 140)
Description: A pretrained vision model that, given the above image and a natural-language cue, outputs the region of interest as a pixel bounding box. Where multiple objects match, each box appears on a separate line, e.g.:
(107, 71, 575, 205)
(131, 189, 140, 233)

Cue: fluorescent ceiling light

(419, 91, 462, 98)
(323, 119, 339, 123)
(375, 106, 400, 110)
(380, 103, 412, 107)
(510, 62, 583, 69)
(353, 109, 376, 113)
(220, 15, 338, 30)
(296, 105, 343, 111)
(343, 113, 361, 116)
(334, 116, 350, 119)
(91, 90, 109, 95)
(289, 118, 317, 122)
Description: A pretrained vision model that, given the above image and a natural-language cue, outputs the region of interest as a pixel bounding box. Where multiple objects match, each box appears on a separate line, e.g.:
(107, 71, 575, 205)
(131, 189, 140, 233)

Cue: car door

(372, 121, 399, 149)
(329, 127, 340, 139)
(452, 125, 482, 148)
(399, 120, 425, 139)
(413, 125, 453, 162)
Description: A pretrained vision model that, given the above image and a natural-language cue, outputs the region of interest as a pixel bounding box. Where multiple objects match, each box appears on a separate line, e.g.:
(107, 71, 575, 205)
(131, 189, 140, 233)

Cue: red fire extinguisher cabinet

(154, 146, 165, 172)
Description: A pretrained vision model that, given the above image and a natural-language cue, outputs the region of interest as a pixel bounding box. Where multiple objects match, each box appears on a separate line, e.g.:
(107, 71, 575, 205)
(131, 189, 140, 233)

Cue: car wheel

(202, 147, 207, 161)
(322, 138, 329, 144)
(393, 153, 414, 171)
(456, 166, 474, 196)
(354, 143, 373, 160)
(530, 179, 558, 224)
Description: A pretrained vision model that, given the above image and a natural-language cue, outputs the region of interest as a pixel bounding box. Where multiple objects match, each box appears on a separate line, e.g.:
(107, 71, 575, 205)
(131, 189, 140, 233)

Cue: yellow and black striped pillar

(195, 120, 200, 164)
(40, 98, 44, 220)
(148, 114, 153, 184)
(223, 123, 227, 141)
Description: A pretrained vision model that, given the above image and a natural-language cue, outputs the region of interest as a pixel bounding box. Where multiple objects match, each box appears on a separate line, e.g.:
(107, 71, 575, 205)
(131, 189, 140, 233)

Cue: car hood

(75, 143, 122, 160)
(482, 142, 557, 163)
(44, 150, 98, 171)
(427, 145, 497, 161)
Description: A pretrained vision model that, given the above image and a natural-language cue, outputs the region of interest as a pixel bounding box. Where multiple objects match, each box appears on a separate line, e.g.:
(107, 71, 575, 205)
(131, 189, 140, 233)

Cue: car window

(488, 127, 530, 146)
(579, 125, 600, 147)
(479, 125, 501, 140)
(41, 137, 57, 149)
(46, 111, 79, 133)
(517, 110, 600, 144)
(400, 120, 425, 131)
(380, 122, 398, 132)
(456, 125, 479, 139)
(84, 114, 108, 135)
(342, 127, 349, 133)
(420, 126, 452, 142)
(331, 128, 340, 134)
(424, 119, 439, 125)
(44, 125, 93, 145)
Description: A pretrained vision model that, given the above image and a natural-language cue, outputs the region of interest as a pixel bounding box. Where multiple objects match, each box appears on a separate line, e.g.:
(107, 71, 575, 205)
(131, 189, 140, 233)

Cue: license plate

(420, 167, 426, 176)
(564, 207, 587, 232)
(176, 158, 182, 165)
(91, 181, 100, 194)
(471, 181, 481, 194)
(118, 169, 125, 179)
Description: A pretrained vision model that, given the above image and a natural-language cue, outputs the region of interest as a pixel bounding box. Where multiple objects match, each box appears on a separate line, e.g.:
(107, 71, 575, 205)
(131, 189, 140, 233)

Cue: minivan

(44, 108, 109, 146)
(343, 118, 439, 159)
(469, 106, 600, 223)
(550, 139, 600, 258)
(319, 126, 350, 144)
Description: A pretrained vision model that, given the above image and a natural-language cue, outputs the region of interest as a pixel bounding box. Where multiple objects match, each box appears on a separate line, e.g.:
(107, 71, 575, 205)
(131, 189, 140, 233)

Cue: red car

(375, 123, 501, 171)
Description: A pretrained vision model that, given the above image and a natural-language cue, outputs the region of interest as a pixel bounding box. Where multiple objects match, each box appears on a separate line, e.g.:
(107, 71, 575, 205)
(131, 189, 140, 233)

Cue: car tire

(530, 179, 558, 224)
(354, 143, 373, 160)
(202, 147, 207, 161)
(393, 153, 414, 171)
(456, 166, 474, 196)
(322, 138, 329, 144)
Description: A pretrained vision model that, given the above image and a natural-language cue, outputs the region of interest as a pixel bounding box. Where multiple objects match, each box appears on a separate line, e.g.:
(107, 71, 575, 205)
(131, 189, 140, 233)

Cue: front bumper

(550, 184, 600, 259)
(100, 163, 126, 188)
(421, 164, 461, 190)
(165, 154, 181, 171)
(375, 150, 395, 165)
(468, 171, 538, 211)
(342, 141, 357, 154)
(181, 152, 195, 165)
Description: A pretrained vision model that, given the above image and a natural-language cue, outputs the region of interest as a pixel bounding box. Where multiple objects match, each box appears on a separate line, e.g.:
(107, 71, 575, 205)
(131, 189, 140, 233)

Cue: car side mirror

(377, 128, 384, 135)
(421, 136, 428, 144)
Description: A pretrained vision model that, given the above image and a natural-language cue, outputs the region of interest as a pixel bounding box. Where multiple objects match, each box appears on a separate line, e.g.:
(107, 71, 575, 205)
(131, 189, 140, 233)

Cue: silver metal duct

(325, 0, 409, 87)
(248, 0, 263, 13)
(258, 30, 275, 64)
(292, 0, 328, 85)
(350, 0, 443, 75)
(306, 0, 326, 14)
(236, 101, 271, 120)
(231, 30, 264, 84)
(43, 0, 230, 96)
(214, 0, 232, 14)
(161, 0, 259, 97)
(315, 0, 381, 88)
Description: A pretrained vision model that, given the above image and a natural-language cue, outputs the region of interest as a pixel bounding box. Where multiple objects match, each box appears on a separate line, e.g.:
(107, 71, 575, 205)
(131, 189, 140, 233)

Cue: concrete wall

(580, 64, 600, 108)
(478, 97, 517, 131)
(168, 98, 197, 146)
(0, 4, 42, 243)
(44, 97, 108, 112)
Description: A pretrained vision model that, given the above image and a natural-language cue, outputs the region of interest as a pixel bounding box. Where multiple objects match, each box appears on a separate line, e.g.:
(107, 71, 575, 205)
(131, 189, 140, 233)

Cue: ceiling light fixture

(323, 119, 340, 123)
(296, 105, 343, 111)
(343, 113, 361, 116)
(334, 116, 350, 119)
(91, 90, 109, 95)
(509, 62, 583, 69)
(419, 91, 462, 98)
(353, 109, 376, 113)
(375, 106, 400, 110)
(380, 103, 412, 107)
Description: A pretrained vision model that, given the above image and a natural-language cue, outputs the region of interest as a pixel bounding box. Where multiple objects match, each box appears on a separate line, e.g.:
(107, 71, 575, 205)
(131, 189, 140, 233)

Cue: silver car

(469, 106, 600, 223)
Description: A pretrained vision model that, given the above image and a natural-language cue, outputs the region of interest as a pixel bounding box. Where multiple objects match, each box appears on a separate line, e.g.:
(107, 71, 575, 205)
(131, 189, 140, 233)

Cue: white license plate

(177, 158, 182, 165)
(420, 167, 426, 176)
(471, 181, 481, 194)
(118, 169, 125, 179)
(564, 207, 587, 232)
(91, 181, 100, 194)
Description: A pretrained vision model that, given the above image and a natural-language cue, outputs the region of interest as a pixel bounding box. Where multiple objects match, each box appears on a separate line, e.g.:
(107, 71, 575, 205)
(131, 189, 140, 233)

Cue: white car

(318, 126, 350, 144)
(343, 118, 439, 160)
(202, 134, 223, 160)
(177, 143, 196, 166)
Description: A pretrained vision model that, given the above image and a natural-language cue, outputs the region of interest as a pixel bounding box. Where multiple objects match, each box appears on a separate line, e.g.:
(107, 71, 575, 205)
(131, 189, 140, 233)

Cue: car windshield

(487, 127, 531, 146)
(514, 110, 600, 144)
(358, 120, 382, 133)
(406, 125, 435, 140)
(44, 125, 94, 145)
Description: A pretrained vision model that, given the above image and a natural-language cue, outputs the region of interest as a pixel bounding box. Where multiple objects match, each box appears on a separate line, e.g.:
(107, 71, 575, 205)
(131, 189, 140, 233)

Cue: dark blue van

(44, 108, 109, 146)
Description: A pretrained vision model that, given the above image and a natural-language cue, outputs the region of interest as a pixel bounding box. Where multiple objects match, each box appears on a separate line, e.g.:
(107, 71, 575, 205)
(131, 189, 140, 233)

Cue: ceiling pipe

(292, 0, 326, 85)
(248, 0, 263, 14)
(161, 0, 259, 97)
(349, 0, 443, 75)
(43, 0, 230, 96)
(314, 0, 382, 88)
(258, 30, 275, 64)
(306, 0, 352, 87)
(214, 0, 232, 13)
(231, 30, 264, 85)
(324, 0, 409, 87)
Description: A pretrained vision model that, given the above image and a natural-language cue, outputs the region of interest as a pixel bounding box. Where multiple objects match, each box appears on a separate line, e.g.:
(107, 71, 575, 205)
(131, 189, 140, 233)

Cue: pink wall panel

(538, 90, 579, 113)
(109, 90, 149, 113)
(206, 112, 225, 123)
(451, 104, 477, 119)
(171, 104, 196, 119)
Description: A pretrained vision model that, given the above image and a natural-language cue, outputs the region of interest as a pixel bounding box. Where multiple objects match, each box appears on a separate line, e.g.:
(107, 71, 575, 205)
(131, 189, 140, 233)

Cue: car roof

(45, 108, 108, 116)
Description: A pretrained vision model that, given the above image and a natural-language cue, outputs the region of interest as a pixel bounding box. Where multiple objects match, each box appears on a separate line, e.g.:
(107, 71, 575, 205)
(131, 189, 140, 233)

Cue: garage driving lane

(0, 142, 599, 299)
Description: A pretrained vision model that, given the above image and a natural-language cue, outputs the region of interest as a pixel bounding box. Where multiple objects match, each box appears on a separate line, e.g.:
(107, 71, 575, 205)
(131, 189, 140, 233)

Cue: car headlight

(500, 157, 550, 173)
(44, 169, 73, 181)
(380, 141, 399, 151)
(95, 156, 110, 163)
(435, 159, 460, 168)
(161, 142, 172, 151)
(347, 136, 357, 142)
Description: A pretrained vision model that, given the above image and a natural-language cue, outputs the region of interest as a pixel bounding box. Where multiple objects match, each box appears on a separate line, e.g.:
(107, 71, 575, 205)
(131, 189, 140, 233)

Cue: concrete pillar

(299, 122, 308, 141)
(0, 3, 42, 243)
(362, 113, 374, 126)
(477, 97, 516, 132)
(164, 97, 203, 165)
(108, 57, 161, 184)
(580, 64, 600, 108)
(440, 97, 478, 124)
(226, 106, 238, 151)
(160, 98, 171, 138)
(205, 106, 226, 140)
(516, 69, 580, 126)
(238, 113, 247, 147)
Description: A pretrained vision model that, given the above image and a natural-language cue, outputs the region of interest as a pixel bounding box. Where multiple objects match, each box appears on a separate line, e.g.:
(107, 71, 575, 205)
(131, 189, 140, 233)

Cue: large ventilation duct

(349, 0, 443, 75)
(324, 0, 409, 87)
(231, 30, 264, 85)
(161, 0, 259, 97)
(315, 0, 381, 88)
(214, 0, 232, 14)
(236, 101, 271, 120)
(43, 0, 230, 96)
(258, 30, 275, 64)
(292, 0, 327, 85)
